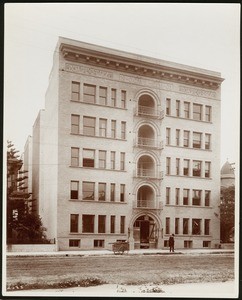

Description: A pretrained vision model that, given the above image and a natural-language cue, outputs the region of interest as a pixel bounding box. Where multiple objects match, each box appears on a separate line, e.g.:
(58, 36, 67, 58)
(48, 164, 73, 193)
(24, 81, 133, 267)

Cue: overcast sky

(4, 3, 240, 168)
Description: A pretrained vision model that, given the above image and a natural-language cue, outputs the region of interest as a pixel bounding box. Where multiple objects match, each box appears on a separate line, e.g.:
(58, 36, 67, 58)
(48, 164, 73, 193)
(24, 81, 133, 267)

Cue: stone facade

(28, 37, 223, 250)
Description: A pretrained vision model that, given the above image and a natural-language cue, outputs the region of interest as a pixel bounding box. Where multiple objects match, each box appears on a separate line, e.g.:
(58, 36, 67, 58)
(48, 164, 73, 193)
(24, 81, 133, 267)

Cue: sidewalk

(6, 248, 234, 257)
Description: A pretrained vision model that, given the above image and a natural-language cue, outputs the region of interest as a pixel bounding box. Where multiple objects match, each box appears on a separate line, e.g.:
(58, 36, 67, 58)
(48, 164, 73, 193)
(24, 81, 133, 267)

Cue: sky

(4, 3, 240, 168)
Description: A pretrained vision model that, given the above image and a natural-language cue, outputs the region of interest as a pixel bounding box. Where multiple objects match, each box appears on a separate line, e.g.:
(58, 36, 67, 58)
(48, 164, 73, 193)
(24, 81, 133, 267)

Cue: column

(95, 85, 99, 104)
(79, 82, 83, 102)
(128, 227, 135, 250)
(188, 159, 192, 177)
(94, 215, 98, 234)
(95, 118, 99, 137)
(106, 87, 111, 106)
(94, 150, 99, 169)
(106, 215, 111, 234)
(106, 183, 110, 202)
(200, 219, 204, 236)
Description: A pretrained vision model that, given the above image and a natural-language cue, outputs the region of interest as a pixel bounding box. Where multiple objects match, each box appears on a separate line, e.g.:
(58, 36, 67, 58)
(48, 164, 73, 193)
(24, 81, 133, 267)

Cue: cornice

(59, 43, 224, 90)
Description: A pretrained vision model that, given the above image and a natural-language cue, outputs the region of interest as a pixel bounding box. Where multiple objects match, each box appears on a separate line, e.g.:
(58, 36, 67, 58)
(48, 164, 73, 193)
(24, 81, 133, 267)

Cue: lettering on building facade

(179, 85, 216, 99)
(65, 63, 113, 79)
(65, 63, 216, 99)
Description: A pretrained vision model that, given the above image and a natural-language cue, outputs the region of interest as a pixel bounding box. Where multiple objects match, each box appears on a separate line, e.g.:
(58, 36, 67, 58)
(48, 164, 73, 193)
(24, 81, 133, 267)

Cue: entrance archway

(133, 215, 158, 249)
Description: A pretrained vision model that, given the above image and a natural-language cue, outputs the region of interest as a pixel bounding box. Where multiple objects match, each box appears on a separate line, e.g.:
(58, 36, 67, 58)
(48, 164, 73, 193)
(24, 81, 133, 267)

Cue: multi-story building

(27, 37, 224, 250)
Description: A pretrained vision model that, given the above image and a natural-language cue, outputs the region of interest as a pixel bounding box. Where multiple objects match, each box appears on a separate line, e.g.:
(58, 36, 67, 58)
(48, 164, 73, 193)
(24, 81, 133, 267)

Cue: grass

(6, 253, 234, 291)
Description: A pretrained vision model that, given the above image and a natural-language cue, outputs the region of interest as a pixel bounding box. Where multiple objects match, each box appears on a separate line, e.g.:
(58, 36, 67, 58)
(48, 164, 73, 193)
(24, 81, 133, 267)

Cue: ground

(6, 252, 234, 290)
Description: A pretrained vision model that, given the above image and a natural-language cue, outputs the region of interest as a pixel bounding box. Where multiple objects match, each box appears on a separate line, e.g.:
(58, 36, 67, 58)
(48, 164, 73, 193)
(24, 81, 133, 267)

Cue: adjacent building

(25, 37, 224, 250)
(221, 160, 235, 189)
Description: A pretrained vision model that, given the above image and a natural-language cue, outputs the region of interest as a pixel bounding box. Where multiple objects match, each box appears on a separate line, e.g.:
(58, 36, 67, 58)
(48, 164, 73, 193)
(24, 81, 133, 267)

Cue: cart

(112, 241, 129, 255)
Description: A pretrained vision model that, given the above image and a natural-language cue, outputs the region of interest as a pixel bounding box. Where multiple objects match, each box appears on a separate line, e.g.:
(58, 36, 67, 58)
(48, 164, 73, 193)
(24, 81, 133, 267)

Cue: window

(205, 190, 210, 206)
(83, 84, 95, 103)
(205, 106, 212, 122)
(120, 216, 125, 233)
(205, 162, 211, 178)
(175, 188, 180, 205)
(166, 187, 170, 204)
(111, 151, 115, 170)
(110, 183, 115, 202)
(94, 240, 104, 248)
(184, 240, 192, 248)
(183, 131, 190, 147)
(98, 183, 106, 201)
(83, 182, 95, 200)
(71, 115, 80, 134)
(70, 214, 78, 233)
(71, 147, 79, 167)
(193, 160, 201, 177)
(99, 150, 106, 169)
(176, 100, 180, 117)
(98, 215, 106, 233)
(110, 216, 115, 233)
(121, 122, 126, 139)
(203, 241, 211, 247)
(176, 158, 180, 175)
(166, 98, 171, 115)
(184, 102, 190, 118)
(71, 81, 80, 101)
(166, 157, 171, 175)
(183, 218, 189, 234)
(121, 90, 126, 108)
(183, 159, 189, 176)
(69, 240, 80, 247)
(99, 87, 107, 105)
(111, 89, 117, 107)
(192, 219, 201, 235)
(120, 152, 125, 170)
(193, 132, 202, 149)
(166, 217, 170, 234)
(83, 149, 95, 168)
(166, 128, 170, 145)
(99, 119, 107, 137)
(82, 215, 95, 233)
(193, 104, 202, 121)
(204, 219, 210, 235)
(205, 134, 211, 150)
(111, 120, 116, 138)
(176, 129, 180, 146)
(70, 181, 79, 199)
(120, 184, 125, 202)
(183, 189, 189, 205)
(192, 190, 201, 206)
(175, 218, 179, 234)
(83, 116, 95, 136)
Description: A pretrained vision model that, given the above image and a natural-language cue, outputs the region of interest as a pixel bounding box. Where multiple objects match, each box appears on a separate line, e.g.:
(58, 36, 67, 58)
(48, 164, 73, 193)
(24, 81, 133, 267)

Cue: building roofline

(57, 36, 224, 89)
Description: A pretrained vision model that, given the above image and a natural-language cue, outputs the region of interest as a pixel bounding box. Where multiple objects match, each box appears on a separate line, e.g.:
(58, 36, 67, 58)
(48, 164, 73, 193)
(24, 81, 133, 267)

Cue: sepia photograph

(3, 3, 240, 298)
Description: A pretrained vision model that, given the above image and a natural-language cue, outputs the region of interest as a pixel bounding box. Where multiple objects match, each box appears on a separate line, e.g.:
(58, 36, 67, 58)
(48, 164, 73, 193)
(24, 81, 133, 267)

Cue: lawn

(6, 253, 234, 290)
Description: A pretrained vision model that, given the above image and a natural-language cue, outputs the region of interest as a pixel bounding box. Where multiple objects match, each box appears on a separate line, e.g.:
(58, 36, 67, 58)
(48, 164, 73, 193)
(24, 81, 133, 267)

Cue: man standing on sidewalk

(169, 234, 175, 252)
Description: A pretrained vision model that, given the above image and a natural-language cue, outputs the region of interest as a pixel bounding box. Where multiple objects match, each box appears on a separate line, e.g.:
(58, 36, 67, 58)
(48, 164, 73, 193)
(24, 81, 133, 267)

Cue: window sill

(165, 204, 213, 208)
(165, 115, 213, 124)
(70, 100, 128, 111)
(69, 166, 127, 172)
(69, 199, 127, 204)
(166, 174, 212, 180)
(71, 133, 127, 142)
(165, 144, 212, 151)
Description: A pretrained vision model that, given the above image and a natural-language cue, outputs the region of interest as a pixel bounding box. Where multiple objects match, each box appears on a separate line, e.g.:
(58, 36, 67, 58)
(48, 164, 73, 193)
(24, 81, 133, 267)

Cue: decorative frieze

(65, 62, 217, 99)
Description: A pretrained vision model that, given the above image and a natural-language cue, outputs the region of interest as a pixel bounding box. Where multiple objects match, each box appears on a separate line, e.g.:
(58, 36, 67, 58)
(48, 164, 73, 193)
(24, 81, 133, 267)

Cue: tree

(220, 185, 235, 243)
(7, 140, 46, 243)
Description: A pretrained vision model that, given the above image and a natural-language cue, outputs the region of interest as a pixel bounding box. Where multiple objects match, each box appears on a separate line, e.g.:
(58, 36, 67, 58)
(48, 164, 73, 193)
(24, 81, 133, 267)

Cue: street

(6, 253, 234, 290)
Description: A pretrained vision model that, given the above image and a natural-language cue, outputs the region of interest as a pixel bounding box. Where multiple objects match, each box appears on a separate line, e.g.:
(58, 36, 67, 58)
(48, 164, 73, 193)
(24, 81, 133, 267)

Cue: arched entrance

(133, 215, 158, 249)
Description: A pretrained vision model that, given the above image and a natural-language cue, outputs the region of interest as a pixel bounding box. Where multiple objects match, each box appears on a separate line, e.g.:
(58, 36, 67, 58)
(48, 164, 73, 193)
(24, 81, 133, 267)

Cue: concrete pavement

(6, 248, 234, 257)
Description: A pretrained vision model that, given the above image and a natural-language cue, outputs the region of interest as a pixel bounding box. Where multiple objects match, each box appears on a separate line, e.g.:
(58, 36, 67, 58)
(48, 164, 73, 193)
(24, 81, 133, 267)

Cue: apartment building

(28, 37, 223, 250)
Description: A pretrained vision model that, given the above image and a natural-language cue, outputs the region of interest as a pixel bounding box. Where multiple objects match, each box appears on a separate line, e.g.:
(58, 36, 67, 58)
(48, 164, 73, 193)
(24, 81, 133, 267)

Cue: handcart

(112, 241, 129, 255)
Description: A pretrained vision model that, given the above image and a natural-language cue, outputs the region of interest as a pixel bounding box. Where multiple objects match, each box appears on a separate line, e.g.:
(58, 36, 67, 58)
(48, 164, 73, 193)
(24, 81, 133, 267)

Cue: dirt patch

(6, 253, 234, 290)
